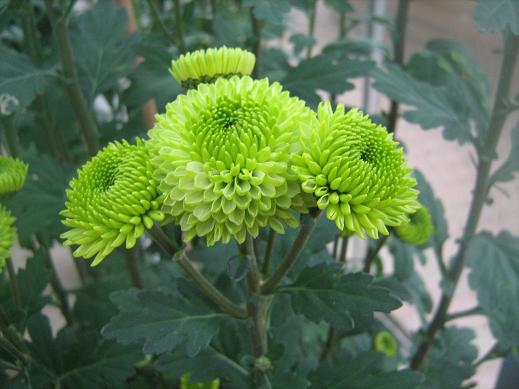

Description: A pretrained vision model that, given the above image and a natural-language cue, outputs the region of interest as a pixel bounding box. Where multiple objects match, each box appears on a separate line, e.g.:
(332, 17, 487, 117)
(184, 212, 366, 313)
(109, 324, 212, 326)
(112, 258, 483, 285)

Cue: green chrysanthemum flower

(0, 156, 28, 195)
(395, 204, 433, 245)
(0, 205, 16, 272)
(149, 76, 314, 245)
(374, 331, 398, 357)
(61, 139, 164, 266)
(170, 47, 256, 89)
(293, 102, 419, 239)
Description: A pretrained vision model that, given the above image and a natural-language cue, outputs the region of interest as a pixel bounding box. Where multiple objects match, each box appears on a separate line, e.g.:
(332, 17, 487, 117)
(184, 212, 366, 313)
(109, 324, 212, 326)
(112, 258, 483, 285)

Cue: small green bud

(395, 204, 434, 245)
(374, 330, 398, 357)
(254, 355, 272, 373)
(0, 205, 15, 272)
(0, 156, 28, 196)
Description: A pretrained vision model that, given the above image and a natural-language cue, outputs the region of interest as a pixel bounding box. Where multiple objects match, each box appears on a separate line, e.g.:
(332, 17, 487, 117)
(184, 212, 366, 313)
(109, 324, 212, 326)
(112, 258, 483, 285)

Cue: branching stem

(362, 234, 388, 273)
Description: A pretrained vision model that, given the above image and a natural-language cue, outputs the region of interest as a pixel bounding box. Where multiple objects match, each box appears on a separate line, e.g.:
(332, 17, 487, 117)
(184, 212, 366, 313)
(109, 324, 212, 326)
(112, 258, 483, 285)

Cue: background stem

(44, 0, 99, 155)
(261, 229, 276, 275)
(249, 8, 262, 78)
(5, 258, 21, 309)
(362, 234, 388, 273)
(173, 0, 187, 53)
(386, 0, 410, 134)
(410, 31, 519, 370)
(306, 0, 317, 59)
(123, 248, 143, 289)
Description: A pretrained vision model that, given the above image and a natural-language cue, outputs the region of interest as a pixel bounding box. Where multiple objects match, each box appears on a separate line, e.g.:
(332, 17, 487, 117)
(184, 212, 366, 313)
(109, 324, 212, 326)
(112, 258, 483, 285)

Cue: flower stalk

(123, 248, 143, 289)
(261, 229, 276, 275)
(410, 30, 519, 370)
(362, 234, 388, 273)
(261, 212, 320, 294)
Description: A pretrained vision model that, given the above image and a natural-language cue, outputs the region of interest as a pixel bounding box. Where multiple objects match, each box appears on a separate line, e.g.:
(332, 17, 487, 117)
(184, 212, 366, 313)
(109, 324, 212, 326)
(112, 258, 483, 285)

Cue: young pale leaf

(489, 121, 519, 187)
(372, 63, 473, 144)
(466, 231, 519, 347)
(310, 351, 422, 389)
(276, 263, 401, 329)
(70, 0, 137, 102)
(414, 169, 448, 249)
(474, 0, 519, 34)
(0, 44, 54, 108)
(419, 327, 478, 389)
(102, 287, 228, 356)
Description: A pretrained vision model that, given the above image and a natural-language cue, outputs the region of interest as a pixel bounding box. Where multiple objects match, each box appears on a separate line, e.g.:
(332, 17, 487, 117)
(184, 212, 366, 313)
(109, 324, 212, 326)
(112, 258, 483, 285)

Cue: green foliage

(102, 284, 228, 356)
(474, 0, 519, 34)
(489, 121, 519, 187)
(0, 44, 55, 108)
(310, 351, 422, 389)
(467, 231, 519, 347)
(277, 263, 402, 329)
(419, 327, 478, 388)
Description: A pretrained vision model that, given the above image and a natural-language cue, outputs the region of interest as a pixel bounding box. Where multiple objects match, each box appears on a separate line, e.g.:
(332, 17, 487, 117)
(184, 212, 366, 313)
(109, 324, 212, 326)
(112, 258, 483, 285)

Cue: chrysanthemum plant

(1, 2, 519, 389)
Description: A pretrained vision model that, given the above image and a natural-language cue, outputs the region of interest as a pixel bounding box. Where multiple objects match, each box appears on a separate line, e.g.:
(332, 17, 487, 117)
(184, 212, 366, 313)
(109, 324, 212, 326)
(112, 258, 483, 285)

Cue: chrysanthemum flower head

(0, 156, 28, 196)
(61, 139, 164, 266)
(0, 205, 16, 272)
(374, 331, 398, 357)
(170, 47, 256, 89)
(395, 203, 433, 245)
(148, 76, 314, 245)
(293, 102, 419, 239)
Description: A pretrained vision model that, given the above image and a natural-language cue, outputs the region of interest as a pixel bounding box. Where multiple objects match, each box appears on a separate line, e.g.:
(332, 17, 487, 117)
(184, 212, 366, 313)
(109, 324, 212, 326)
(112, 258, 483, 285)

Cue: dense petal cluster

(0, 205, 15, 271)
(0, 156, 28, 195)
(293, 102, 419, 239)
(395, 204, 433, 245)
(61, 140, 164, 266)
(170, 47, 256, 89)
(149, 76, 313, 245)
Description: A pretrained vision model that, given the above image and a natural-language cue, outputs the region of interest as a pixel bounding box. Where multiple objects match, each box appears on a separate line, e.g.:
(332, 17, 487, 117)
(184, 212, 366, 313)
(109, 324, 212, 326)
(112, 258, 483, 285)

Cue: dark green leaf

(70, 1, 137, 101)
(289, 33, 316, 56)
(310, 351, 422, 389)
(414, 169, 448, 249)
(102, 286, 227, 356)
(4, 155, 73, 243)
(283, 54, 374, 106)
(407, 39, 490, 138)
(324, 0, 353, 13)
(23, 314, 142, 389)
(0, 44, 54, 108)
(419, 327, 477, 389)
(474, 0, 519, 34)
(155, 347, 249, 389)
(489, 121, 519, 186)
(277, 263, 401, 329)
(372, 63, 473, 144)
(466, 231, 519, 347)
(244, 0, 291, 25)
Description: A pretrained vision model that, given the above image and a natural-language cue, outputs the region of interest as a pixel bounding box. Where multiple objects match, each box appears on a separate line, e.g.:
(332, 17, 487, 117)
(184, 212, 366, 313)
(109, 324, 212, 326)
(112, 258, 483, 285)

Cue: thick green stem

(306, 0, 317, 59)
(339, 235, 349, 264)
(5, 258, 21, 309)
(249, 8, 263, 78)
(123, 248, 143, 289)
(319, 326, 336, 362)
(241, 236, 268, 387)
(261, 212, 320, 294)
(148, 225, 247, 319)
(44, 0, 99, 155)
(386, 0, 409, 134)
(362, 234, 388, 273)
(410, 31, 519, 370)
(175, 251, 248, 319)
(261, 229, 276, 275)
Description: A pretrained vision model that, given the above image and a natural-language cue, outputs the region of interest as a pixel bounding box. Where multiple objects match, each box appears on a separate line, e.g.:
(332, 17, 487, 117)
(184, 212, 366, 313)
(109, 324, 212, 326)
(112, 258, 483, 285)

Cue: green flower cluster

(0, 205, 15, 271)
(293, 103, 419, 239)
(395, 204, 434, 245)
(61, 140, 164, 266)
(170, 47, 256, 89)
(0, 156, 28, 196)
(61, 46, 421, 263)
(149, 76, 313, 245)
